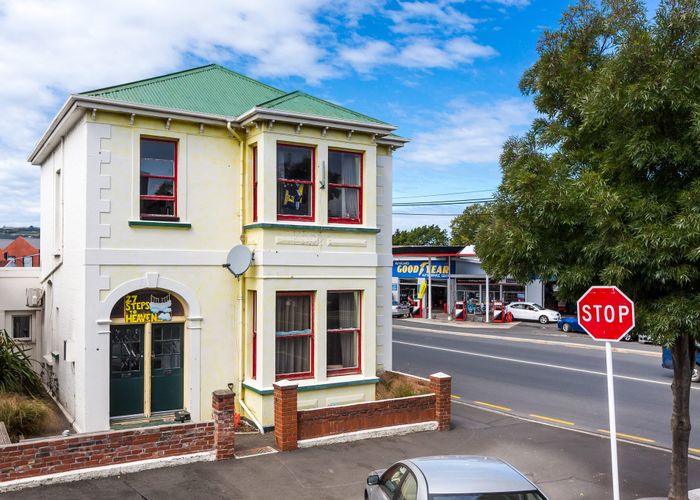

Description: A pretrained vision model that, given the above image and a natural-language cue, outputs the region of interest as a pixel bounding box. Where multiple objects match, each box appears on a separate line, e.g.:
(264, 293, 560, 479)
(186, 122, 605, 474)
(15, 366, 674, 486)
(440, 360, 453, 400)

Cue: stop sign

(577, 286, 635, 341)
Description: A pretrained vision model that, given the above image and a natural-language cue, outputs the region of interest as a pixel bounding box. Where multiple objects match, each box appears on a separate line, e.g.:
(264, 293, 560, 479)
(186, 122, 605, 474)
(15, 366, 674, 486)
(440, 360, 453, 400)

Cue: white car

(506, 302, 560, 324)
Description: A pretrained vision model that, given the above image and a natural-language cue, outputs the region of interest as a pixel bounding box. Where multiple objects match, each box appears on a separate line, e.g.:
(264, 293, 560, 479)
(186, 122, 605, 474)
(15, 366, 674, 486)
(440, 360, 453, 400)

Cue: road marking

(598, 429, 656, 443)
(530, 414, 574, 426)
(690, 448, 700, 454)
(475, 401, 511, 411)
(393, 339, 699, 390)
(451, 399, 700, 460)
(451, 395, 461, 399)
(395, 324, 659, 357)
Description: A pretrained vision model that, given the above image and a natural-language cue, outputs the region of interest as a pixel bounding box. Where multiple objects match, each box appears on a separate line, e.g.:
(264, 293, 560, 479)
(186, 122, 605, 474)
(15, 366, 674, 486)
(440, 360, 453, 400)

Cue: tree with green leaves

(393, 224, 449, 246)
(456, 0, 700, 496)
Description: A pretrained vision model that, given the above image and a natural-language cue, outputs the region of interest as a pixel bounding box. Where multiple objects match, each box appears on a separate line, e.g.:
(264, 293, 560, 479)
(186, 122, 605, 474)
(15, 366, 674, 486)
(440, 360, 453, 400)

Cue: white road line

(394, 324, 658, 357)
(393, 340, 699, 389)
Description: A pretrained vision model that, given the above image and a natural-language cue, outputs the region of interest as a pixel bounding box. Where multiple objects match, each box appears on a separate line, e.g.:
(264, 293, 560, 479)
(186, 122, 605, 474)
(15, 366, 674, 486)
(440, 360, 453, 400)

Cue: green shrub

(0, 329, 44, 397)
(0, 393, 50, 440)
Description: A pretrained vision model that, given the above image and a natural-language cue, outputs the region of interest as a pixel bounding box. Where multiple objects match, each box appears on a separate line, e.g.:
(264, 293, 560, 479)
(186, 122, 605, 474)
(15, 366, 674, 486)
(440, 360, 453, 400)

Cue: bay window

(140, 138, 177, 220)
(277, 144, 314, 220)
(327, 291, 360, 375)
(276, 292, 314, 379)
(328, 150, 362, 223)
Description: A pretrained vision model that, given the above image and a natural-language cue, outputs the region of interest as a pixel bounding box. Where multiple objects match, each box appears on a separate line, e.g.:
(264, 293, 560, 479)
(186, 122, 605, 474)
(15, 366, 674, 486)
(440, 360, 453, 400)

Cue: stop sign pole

(577, 286, 635, 500)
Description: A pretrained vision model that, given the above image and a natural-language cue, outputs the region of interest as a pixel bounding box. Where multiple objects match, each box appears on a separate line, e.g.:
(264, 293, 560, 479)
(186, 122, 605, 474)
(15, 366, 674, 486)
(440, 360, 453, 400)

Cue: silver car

(365, 456, 547, 500)
(392, 300, 410, 318)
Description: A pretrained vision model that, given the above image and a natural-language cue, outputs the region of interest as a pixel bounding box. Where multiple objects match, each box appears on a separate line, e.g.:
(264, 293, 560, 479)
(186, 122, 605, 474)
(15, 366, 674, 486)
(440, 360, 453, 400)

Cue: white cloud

(485, 0, 530, 6)
(387, 1, 477, 34)
(400, 98, 535, 166)
(340, 36, 496, 72)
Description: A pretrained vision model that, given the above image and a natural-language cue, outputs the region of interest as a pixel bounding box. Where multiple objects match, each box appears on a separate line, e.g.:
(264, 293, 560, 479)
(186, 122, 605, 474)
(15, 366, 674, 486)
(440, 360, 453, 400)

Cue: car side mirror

(367, 474, 380, 486)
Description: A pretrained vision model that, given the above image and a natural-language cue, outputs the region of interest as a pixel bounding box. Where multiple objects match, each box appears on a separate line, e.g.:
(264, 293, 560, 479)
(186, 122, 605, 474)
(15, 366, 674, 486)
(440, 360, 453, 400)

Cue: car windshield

(431, 492, 546, 500)
(531, 304, 544, 311)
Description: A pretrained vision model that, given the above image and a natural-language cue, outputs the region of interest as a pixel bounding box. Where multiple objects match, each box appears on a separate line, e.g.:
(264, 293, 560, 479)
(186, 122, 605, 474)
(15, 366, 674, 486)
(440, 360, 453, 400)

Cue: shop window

(11, 315, 31, 340)
(252, 145, 258, 222)
(328, 150, 362, 224)
(277, 144, 314, 221)
(327, 291, 360, 376)
(140, 138, 178, 220)
(276, 292, 313, 379)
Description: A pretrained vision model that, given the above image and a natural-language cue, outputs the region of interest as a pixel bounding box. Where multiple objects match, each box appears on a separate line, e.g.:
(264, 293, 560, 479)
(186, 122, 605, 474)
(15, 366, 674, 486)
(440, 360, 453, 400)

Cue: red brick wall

(0, 422, 214, 482)
(0, 389, 237, 483)
(297, 394, 436, 440)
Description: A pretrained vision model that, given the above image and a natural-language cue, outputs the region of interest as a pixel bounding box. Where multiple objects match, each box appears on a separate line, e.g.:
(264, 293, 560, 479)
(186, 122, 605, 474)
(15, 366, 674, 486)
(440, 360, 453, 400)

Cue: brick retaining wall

(273, 372, 451, 450)
(297, 394, 436, 440)
(0, 390, 235, 483)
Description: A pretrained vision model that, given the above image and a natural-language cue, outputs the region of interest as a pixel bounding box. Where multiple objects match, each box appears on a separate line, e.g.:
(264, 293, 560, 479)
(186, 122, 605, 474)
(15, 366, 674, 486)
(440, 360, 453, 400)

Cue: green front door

(150, 323, 184, 413)
(110, 325, 145, 417)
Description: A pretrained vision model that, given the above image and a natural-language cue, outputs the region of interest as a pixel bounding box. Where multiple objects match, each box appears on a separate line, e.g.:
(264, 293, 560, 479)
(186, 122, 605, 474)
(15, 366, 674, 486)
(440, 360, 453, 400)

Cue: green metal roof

(82, 64, 286, 117)
(256, 91, 388, 125)
(81, 64, 389, 126)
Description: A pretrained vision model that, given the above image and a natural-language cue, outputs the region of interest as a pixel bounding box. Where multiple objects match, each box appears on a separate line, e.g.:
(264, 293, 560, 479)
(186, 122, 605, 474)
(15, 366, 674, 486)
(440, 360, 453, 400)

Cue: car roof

(407, 456, 538, 494)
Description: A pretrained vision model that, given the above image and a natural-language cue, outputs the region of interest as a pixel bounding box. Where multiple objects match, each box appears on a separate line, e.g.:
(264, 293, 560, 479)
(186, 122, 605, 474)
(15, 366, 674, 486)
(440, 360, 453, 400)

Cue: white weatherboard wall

(0, 268, 43, 368)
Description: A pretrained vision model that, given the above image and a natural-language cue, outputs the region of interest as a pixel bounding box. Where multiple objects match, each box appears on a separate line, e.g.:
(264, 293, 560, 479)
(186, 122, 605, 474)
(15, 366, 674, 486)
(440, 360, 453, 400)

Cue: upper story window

(252, 146, 258, 222)
(277, 144, 314, 221)
(140, 138, 178, 220)
(328, 150, 362, 224)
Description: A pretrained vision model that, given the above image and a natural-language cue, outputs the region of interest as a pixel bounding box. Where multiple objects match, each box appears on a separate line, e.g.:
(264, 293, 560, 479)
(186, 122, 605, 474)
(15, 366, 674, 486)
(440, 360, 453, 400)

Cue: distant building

(0, 236, 40, 267)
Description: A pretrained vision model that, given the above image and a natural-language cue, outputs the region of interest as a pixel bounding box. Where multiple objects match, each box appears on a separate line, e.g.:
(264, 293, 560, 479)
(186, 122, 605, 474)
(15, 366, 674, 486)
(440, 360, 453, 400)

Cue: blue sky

(0, 0, 656, 230)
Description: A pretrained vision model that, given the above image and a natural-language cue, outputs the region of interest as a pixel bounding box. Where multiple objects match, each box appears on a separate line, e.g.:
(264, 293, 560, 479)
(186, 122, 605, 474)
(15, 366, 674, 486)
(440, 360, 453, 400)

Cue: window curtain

(276, 294, 312, 375)
(327, 292, 359, 369)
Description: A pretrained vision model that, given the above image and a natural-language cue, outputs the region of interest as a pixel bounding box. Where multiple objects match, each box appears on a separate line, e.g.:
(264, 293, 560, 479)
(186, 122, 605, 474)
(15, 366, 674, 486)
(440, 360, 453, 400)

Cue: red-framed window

(328, 149, 362, 224)
(140, 138, 178, 220)
(252, 145, 258, 222)
(251, 290, 257, 379)
(275, 291, 314, 380)
(327, 290, 361, 376)
(277, 144, 314, 221)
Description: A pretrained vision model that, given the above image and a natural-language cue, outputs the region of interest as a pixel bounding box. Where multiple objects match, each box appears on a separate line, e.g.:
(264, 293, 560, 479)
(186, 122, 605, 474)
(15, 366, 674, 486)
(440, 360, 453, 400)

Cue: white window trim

(9, 313, 33, 342)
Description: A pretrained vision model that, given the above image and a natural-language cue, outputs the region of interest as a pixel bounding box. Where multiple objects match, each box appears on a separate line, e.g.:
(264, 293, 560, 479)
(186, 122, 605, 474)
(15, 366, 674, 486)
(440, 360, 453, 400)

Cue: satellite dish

(225, 245, 253, 278)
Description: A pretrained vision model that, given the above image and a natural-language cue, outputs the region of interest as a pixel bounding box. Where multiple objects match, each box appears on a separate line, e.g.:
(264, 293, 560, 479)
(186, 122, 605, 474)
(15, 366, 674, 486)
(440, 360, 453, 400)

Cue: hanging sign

(124, 292, 173, 323)
(393, 260, 449, 279)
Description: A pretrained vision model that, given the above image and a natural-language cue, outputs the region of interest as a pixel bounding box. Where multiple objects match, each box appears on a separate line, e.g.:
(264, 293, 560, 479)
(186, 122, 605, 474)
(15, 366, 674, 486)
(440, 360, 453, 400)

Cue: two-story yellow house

(28, 64, 406, 432)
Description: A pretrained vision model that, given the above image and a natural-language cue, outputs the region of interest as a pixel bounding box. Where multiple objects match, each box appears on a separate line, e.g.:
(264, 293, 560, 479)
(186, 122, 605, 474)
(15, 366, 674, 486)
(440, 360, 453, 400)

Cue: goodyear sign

(393, 260, 449, 279)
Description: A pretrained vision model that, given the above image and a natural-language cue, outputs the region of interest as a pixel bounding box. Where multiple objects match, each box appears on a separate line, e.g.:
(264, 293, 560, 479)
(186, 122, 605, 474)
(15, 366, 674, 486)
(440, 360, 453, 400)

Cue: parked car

(506, 302, 560, 324)
(392, 300, 410, 318)
(557, 316, 585, 333)
(662, 344, 700, 383)
(365, 456, 548, 500)
(557, 317, 636, 341)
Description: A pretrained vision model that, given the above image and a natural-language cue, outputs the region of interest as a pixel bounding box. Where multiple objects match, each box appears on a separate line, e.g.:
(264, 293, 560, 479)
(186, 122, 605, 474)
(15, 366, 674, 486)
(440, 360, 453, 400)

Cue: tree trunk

(669, 333, 694, 500)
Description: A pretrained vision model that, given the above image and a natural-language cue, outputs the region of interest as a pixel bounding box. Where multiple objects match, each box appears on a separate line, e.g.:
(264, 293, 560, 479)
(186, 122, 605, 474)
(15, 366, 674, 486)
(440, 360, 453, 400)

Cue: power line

(393, 188, 497, 200)
(392, 197, 495, 207)
(392, 212, 465, 216)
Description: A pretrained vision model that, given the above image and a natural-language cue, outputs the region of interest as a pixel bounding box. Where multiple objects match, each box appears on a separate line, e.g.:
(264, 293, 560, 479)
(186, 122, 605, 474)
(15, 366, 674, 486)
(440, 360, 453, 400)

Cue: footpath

(4, 399, 700, 500)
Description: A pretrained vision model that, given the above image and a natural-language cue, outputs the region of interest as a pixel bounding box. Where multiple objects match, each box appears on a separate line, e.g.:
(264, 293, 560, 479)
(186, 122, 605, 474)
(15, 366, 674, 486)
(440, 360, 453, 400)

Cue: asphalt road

(393, 319, 700, 453)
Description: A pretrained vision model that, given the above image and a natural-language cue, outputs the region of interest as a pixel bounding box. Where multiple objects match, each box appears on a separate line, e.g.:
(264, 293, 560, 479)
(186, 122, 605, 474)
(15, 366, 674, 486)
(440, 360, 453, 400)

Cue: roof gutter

(237, 107, 397, 135)
(28, 95, 241, 165)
